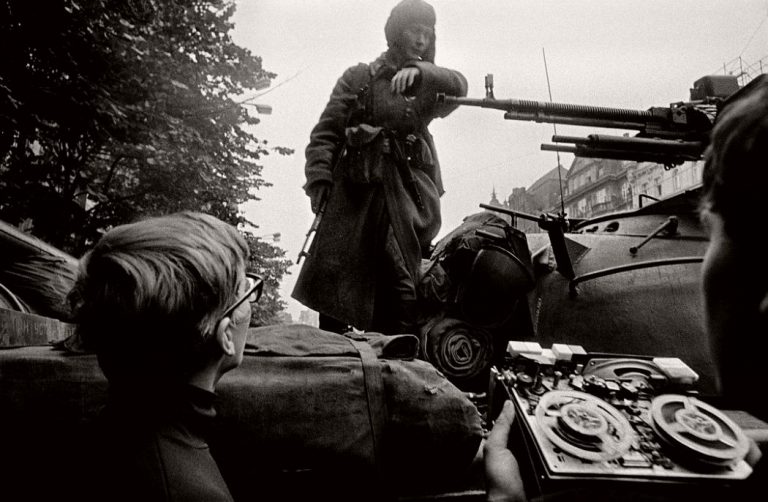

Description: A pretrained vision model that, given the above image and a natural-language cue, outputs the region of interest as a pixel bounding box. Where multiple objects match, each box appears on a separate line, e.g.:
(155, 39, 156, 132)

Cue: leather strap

(350, 339, 388, 486)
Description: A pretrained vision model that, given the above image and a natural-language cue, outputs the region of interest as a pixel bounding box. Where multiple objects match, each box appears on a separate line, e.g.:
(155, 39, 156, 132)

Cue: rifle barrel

(297, 200, 327, 264)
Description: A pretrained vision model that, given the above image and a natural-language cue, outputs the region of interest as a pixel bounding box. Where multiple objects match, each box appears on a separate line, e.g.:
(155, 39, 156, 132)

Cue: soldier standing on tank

(293, 0, 467, 335)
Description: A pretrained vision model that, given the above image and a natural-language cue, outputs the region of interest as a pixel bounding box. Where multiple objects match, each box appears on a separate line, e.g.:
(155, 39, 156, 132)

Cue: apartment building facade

(497, 159, 703, 232)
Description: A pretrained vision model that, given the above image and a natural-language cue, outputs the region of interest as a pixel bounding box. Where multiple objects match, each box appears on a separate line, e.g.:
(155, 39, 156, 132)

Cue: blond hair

(70, 212, 248, 383)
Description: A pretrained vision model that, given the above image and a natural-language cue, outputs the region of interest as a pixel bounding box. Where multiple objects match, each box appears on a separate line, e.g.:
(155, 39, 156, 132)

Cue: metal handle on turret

(629, 216, 679, 255)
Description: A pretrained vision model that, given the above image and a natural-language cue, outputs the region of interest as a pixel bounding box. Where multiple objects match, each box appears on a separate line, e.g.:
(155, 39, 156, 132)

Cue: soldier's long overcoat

(292, 51, 467, 330)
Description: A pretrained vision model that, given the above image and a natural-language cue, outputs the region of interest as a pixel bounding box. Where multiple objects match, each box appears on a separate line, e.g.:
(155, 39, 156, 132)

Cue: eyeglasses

(221, 272, 264, 318)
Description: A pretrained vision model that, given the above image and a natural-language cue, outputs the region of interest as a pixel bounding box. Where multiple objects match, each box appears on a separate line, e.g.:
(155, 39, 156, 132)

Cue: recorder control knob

(516, 372, 533, 389)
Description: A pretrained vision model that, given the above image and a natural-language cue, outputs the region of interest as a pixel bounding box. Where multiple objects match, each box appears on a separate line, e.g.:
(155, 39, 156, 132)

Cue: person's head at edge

(69, 211, 252, 392)
(699, 74, 768, 420)
(385, 0, 436, 63)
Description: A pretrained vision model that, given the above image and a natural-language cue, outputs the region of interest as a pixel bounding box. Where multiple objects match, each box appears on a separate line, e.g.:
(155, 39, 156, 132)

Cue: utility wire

(739, 13, 767, 57)
(711, 10, 767, 76)
(238, 68, 304, 104)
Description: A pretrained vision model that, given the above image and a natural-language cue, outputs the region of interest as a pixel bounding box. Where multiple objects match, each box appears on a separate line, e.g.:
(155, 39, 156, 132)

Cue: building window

(596, 188, 607, 204)
(578, 198, 587, 215)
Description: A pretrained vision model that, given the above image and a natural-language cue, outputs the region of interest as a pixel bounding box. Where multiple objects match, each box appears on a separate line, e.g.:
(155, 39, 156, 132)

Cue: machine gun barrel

(438, 74, 730, 166)
(551, 134, 704, 155)
(540, 144, 695, 166)
(541, 134, 706, 166)
(438, 91, 715, 143)
(438, 94, 669, 132)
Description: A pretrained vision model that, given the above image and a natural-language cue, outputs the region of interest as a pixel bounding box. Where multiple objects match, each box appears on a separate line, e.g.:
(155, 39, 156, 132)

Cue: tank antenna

(543, 47, 566, 218)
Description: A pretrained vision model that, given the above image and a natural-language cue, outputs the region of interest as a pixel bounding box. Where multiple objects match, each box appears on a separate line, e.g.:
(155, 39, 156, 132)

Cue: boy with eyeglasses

(68, 211, 261, 501)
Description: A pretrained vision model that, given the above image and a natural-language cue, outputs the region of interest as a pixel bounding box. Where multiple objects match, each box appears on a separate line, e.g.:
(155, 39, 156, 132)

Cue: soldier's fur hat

(384, 0, 436, 63)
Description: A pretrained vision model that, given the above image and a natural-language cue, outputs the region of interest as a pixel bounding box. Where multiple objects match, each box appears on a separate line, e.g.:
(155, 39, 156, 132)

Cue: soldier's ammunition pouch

(341, 124, 385, 184)
(341, 125, 433, 186)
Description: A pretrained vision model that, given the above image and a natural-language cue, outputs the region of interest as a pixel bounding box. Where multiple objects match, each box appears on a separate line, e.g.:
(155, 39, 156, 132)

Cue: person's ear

(760, 293, 768, 318)
(215, 317, 236, 357)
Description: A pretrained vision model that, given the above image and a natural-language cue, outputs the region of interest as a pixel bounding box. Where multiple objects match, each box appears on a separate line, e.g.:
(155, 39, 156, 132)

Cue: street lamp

(245, 77, 272, 114)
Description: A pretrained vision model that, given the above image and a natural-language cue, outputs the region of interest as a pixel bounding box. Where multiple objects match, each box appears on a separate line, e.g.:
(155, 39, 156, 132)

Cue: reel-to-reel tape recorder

(490, 342, 756, 500)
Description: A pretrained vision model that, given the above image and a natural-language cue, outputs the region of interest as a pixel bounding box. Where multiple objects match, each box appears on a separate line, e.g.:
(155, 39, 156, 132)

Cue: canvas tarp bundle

(0, 323, 484, 500)
(216, 324, 484, 499)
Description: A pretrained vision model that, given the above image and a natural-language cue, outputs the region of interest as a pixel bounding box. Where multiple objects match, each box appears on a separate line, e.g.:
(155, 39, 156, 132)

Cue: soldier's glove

(308, 182, 330, 214)
(391, 67, 421, 95)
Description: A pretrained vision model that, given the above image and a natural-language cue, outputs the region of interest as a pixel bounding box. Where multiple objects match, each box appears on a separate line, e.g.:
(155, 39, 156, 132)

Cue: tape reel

(650, 394, 750, 467)
(535, 390, 634, 462)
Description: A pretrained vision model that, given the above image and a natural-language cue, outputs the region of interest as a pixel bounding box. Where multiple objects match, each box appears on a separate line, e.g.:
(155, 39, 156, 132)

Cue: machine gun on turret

(437, 74, 740, 168)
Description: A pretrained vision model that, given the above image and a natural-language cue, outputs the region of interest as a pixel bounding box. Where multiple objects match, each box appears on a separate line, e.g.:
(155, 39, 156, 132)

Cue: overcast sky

(231, 0, 768, 320)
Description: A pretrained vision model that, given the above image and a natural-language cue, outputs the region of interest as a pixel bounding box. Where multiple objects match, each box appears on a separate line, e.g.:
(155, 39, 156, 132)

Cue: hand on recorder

(484, 400, 528, 502)
(745, 435, 763, 467)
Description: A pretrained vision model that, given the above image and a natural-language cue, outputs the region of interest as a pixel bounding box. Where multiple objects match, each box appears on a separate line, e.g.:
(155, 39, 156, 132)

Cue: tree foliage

(0, 0, 293, 321)
(244, 233, 291, 326)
